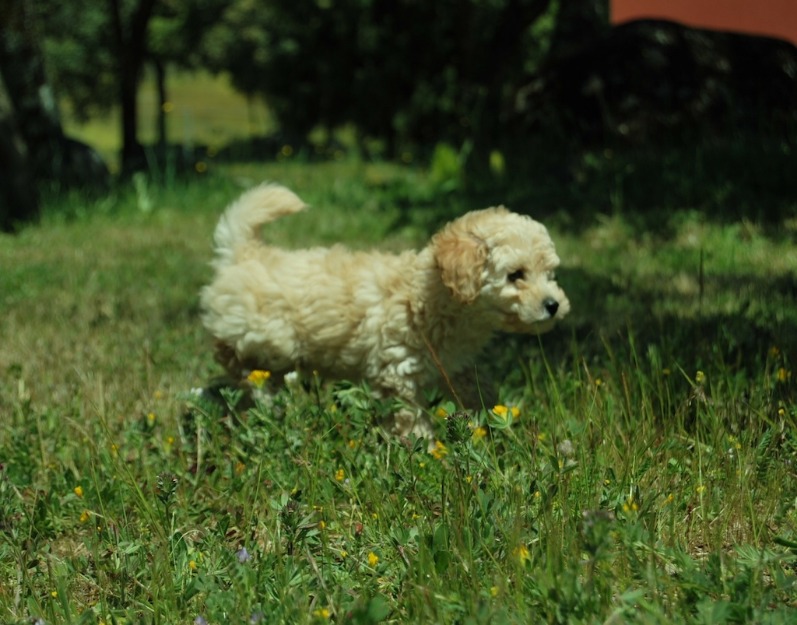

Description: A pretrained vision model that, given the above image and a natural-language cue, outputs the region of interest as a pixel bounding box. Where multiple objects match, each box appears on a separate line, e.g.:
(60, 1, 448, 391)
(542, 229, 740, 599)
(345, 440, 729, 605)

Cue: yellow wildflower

(490, 405, 519, 429)
(777, 368, 791, 383)
(335, 469, 345, 482)
(146, 412, 156, 426)
(188, 560, 197, 571)
(492, 405, 509, 418)
(318, 520, 327, 530)
(472, 426, 487, 442)
(79, 510, 90, 523)
(430, 440, 448, 460)
(493, 404, 520, 419)
(695, 370, 706, 384)
(435, 406, 448, 418)
(51, 590, 58, 598)
(73, 485, 84, 498)
(514, 545, 530, 564)
(696, 484, 706, 494)
(312, 608, 331, 619)
(490, 586, 499, 597)
(247, 370, 272, 387)
(367, 552, 379, 567)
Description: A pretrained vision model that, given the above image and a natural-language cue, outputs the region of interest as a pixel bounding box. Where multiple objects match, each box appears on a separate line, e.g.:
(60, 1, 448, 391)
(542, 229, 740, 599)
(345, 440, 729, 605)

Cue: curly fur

(200, 183, 570, 440)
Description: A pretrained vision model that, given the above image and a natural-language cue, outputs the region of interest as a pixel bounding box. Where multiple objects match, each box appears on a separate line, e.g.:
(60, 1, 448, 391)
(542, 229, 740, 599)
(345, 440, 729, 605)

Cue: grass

(1, 157, 797, 624)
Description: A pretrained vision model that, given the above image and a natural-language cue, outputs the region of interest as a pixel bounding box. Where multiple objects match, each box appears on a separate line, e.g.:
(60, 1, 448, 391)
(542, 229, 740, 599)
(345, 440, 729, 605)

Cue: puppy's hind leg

(386, 407, 436, 448)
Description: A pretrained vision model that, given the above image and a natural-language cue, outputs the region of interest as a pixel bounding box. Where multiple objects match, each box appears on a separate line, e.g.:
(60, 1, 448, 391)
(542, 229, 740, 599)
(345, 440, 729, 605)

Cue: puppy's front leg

(387, 406, 435, 444)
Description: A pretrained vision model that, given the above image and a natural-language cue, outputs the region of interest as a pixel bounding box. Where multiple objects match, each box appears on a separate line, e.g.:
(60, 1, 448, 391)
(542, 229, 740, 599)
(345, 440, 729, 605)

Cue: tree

(0, 0, 63, 177)
(39, 0, 228, 172)
(548, 0, 609, 59)
(202, 0, 554, 154)
(108, 0, 158, 173)
(0, 83, 39, 232)
(147, 0, 230, 149)
(36, 0, 161, 173)
(0, 0, 109, 230)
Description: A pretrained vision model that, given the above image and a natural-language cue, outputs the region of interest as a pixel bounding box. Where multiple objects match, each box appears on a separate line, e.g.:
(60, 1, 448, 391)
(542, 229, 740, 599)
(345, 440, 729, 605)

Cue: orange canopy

(611, 0, 797, 45)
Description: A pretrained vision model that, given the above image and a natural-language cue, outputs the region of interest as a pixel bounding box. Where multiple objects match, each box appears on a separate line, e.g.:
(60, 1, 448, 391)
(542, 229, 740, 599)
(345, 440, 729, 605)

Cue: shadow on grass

(486, 266, 796, 401)
(466, 132, 797, 234)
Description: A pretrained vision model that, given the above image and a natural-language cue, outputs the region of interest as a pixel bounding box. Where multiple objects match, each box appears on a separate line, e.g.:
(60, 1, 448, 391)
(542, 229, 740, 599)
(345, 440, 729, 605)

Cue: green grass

(1, 160, 796, 624)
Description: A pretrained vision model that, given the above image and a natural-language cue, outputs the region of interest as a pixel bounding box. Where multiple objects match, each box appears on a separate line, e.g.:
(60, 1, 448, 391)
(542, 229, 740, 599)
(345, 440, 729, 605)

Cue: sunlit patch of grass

(62, 69, 273, 171)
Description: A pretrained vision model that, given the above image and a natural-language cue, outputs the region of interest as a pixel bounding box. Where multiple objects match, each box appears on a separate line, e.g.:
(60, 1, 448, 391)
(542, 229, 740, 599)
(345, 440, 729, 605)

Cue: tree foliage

(28, 0, 589, 161)
(36, 0, 118, 122)
(34, 0, 224, 171)
(201, 0, 557, 152)
(0, 0, 109, 229)
(36, 0, 210, 119)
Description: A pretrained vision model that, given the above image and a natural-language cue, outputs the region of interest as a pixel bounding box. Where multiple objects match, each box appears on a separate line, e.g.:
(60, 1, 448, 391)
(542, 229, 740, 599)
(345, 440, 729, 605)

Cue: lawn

(1, 157, 796, 624)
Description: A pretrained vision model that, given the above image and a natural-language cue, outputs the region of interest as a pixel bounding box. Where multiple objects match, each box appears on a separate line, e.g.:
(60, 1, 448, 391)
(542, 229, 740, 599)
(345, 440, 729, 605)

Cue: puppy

(200, 184, 569, 440)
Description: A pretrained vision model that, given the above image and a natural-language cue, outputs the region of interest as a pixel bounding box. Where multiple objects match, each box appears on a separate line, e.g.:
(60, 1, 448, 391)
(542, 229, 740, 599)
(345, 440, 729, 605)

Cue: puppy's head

(432, 206, 569, 334)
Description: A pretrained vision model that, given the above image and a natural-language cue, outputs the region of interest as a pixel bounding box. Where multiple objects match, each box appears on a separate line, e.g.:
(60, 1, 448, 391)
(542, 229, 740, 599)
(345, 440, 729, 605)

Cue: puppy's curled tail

(212, 183, 307, 267)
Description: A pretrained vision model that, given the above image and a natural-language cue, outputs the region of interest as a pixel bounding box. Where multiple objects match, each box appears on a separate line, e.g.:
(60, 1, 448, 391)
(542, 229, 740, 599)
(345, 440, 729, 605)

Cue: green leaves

(347, 594, 391, 624)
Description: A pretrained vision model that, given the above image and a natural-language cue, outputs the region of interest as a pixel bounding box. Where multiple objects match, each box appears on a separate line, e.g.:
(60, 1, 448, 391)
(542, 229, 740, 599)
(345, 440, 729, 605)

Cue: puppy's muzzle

(543, 298, 560, 318)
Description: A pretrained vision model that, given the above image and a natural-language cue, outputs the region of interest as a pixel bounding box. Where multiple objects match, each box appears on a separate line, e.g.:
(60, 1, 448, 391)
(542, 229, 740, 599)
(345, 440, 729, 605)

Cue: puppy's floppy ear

(433, 224, 488, 303)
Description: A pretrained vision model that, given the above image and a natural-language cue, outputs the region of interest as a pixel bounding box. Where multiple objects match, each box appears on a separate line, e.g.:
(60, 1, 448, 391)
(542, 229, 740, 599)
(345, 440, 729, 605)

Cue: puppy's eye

(507, 269, 525, 283)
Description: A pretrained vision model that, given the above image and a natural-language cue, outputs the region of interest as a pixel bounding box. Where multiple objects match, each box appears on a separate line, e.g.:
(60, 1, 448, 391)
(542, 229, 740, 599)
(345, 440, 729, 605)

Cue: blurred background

(1, 0, 796, 231)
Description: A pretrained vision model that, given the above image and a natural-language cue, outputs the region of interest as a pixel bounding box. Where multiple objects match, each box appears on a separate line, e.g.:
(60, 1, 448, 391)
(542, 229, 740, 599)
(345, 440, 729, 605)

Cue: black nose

(543, 298, 559, 317)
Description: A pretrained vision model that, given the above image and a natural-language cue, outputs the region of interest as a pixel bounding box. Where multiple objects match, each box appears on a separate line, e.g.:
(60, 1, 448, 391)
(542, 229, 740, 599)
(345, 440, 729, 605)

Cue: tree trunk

(0, 87, 39, 232)
(154, 59, 168, 151)
(108, 0, 158, 174)
(0, 0, 109, 206)
(0, 0, 64, 176)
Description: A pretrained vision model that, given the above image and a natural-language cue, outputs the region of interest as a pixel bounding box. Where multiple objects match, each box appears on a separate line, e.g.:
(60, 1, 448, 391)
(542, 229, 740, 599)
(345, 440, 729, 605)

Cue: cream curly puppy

(200, 183, 569, 440)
